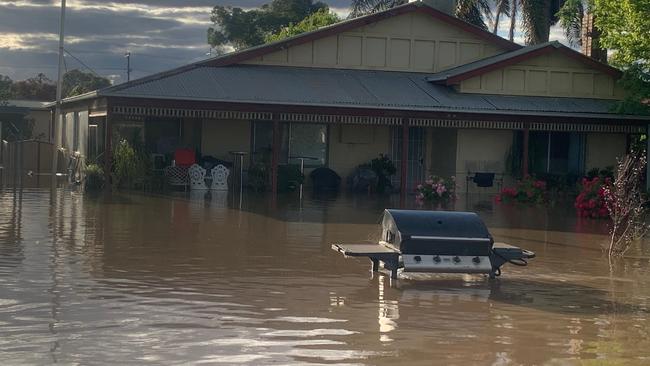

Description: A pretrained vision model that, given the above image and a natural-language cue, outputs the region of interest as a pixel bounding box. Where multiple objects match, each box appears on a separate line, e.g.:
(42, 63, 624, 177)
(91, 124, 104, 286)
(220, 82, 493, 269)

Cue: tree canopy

(3, 70, 111, 101)
(592, 0, 650, 115)
(265, 8, 340, 43)
(594, 0, 650, 72)
(62, 69, 111, 98)
(207, 0, 328, 51)
(11, 73, 56, 101)
(0, 74, 11, 104)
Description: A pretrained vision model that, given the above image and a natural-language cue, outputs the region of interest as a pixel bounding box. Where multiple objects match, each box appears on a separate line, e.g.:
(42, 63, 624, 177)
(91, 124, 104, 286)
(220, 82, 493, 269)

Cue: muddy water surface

(1, 188, 650, 365)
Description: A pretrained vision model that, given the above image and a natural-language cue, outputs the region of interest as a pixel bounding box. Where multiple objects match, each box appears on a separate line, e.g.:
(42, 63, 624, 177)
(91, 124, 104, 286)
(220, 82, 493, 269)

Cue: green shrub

(84, 163, 105, 192)
(112, 140, 137, 188)
(361, 154, 396, 194)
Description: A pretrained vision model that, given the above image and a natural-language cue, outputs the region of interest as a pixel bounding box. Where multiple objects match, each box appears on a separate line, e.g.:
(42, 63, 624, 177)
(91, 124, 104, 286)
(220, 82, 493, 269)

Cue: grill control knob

(453, 256, 461, 264)
(433, 255, 441, 263)
(414, 256, 422, 262)
(472, 256, 481, 264)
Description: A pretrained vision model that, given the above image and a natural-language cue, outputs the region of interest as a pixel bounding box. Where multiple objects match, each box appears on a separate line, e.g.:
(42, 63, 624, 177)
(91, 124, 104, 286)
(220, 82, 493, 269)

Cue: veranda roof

(88, 64, 642, 120)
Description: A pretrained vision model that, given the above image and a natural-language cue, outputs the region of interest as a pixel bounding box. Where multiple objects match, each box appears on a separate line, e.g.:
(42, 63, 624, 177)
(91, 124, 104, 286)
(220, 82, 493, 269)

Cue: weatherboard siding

(240, 12, 506, 73)
(459, 52, 624, 99)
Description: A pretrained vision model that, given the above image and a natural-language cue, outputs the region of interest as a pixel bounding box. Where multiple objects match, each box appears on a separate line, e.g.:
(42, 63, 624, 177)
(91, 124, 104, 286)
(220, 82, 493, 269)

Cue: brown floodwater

(1, 188, 650, 365)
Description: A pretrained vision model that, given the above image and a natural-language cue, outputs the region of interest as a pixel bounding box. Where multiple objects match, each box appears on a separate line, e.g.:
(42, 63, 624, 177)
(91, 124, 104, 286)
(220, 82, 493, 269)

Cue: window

(252, 122, 327, 167)
(288, 123, 327, 167)
(529, 131, 585, 175)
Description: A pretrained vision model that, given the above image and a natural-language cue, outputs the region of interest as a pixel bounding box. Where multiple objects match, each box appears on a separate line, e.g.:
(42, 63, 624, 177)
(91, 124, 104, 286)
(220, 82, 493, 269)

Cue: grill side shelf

(331, 243, 401, 279)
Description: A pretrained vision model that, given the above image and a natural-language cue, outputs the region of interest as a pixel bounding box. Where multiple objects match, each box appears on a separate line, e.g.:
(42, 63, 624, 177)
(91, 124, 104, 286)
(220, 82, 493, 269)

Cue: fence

(0, 140, 66, 188)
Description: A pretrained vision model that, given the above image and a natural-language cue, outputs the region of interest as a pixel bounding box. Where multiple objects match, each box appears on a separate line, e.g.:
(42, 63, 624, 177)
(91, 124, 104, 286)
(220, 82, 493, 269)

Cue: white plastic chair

(211, 164, 230, 191)
(188, 164, 208, 190)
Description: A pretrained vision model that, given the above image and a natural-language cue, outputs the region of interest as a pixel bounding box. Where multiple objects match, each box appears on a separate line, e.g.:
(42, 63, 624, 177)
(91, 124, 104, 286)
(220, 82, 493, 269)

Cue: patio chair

(163, 165, 189, 191)
(188, 164, 209, 190)
(210, 164, 230, 191)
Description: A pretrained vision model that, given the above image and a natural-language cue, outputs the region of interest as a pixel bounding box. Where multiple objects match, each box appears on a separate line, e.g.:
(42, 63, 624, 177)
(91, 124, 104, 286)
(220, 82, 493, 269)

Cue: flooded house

(51, 1, 649, 194)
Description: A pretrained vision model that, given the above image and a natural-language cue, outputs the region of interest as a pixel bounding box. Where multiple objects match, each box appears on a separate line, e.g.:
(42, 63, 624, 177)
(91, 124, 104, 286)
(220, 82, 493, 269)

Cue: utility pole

(52, 0, 66, 184)
(124, 52, 131, 82)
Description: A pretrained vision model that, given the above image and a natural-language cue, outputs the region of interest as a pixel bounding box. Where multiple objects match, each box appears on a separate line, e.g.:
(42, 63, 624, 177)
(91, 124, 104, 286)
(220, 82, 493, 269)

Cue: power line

(63, 49, 101, 77)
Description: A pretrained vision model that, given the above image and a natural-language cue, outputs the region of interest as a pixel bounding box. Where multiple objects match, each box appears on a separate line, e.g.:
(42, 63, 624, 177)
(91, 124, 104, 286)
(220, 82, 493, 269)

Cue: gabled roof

(427, 41, 622, 85)
(198, 1, 520, 68)
(97, 64, 643, 120)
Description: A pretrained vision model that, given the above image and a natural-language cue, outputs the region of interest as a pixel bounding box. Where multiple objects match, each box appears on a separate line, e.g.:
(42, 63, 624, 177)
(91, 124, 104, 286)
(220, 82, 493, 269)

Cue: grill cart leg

(371, 258, 379, 272)
(383, 256, 400, 280)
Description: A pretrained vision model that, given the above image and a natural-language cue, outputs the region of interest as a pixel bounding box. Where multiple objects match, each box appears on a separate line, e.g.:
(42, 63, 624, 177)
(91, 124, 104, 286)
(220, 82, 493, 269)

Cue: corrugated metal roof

(101, 64, 625, 118)
(2, 99, 49, 110)
(426, 42, 555, 82)
(427, 40, 621, 84)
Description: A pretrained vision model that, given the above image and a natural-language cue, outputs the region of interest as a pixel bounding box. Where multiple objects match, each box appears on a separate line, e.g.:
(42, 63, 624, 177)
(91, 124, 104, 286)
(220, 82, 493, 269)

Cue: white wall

(455, 129, 513, 192)
(585, 133, 627, 171)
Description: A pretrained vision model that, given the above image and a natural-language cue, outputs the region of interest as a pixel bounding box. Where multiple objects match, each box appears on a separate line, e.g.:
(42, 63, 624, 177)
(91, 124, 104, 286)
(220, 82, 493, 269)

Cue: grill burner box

(333, 209, 535, 279)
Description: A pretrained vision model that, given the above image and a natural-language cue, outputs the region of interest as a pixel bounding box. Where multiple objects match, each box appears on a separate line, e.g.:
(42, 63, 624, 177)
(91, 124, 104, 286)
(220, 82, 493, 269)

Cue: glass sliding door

(252, 121, 327, 167)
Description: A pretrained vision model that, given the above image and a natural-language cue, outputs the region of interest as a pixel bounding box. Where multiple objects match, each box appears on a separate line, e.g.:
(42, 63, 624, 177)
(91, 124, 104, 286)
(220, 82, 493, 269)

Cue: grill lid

(382, 209, 492, 239)
(381, 209, 494, 256)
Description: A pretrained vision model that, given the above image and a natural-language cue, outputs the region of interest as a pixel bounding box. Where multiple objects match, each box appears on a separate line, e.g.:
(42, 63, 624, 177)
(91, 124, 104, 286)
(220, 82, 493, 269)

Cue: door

(391, 126, 426, 192)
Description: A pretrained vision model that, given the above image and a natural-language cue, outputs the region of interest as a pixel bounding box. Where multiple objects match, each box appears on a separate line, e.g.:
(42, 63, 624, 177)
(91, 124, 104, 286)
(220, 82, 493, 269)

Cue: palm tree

(456, 0, 493, 30)
(349, 0, 408, 18)
(508, 0, 517, 41)
(556, 0, 586, 45)
(492, 0, 511, 34)
(556, 0, 606, 61)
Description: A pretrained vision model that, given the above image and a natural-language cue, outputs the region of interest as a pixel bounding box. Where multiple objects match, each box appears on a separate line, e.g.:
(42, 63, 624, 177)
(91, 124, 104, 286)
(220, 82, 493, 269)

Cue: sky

(0, 0, 568, 84)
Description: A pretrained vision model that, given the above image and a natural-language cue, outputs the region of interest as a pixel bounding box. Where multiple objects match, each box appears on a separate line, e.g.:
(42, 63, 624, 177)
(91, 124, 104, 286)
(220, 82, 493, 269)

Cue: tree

(590, 0, 650, 115)
(207, 0, 328, 51)
(518, 0, 566, 44)
(265, 8, 340, 42)
(10, 73, 56, 101)
(62, 69, 111, 98)
(0, 74, 11, 104)
(456, 0, 493, 30)
(508, 0, 517, 41)
(349, 0, 407, 17)
(604, 150, 649, 257)
(594, 0, 650, 71)
(492, 0, 511, 34)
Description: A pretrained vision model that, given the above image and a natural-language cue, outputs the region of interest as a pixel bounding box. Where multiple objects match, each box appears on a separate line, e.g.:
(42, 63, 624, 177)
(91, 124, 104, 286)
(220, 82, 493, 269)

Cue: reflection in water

(0, 188, 649, 364)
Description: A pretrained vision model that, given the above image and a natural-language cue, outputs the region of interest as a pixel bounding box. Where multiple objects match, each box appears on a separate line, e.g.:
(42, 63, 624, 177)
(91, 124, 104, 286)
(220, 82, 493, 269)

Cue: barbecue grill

(332, 209, 535, 279)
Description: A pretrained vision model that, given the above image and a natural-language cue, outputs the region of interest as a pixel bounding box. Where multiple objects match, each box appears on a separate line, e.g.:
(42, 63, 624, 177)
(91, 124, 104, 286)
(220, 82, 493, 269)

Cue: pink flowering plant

(575, 176, 611, 219)
(495, 176, 548, 204)
(415, 176, 456, 204)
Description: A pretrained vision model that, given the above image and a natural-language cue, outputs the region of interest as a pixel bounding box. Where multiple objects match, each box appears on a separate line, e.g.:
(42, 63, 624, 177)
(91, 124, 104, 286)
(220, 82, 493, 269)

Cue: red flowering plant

(495, 176, 548, 204)
(415, 176, 456, 204)
(574, 176, 612, 219)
